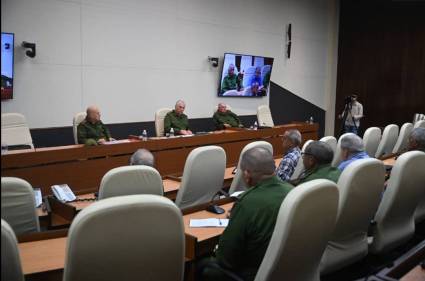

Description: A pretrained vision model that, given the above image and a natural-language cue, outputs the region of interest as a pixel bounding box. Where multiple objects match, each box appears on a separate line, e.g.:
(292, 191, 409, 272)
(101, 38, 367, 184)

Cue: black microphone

(206, 189, 229, 214)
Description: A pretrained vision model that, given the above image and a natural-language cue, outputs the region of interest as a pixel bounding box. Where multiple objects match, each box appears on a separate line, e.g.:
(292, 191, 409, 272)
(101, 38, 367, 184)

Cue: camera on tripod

(344, 95, 354, 105)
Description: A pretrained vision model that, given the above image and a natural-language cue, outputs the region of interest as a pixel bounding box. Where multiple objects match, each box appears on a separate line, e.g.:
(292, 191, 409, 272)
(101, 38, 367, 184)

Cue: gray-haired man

(276, 130, 302, 181)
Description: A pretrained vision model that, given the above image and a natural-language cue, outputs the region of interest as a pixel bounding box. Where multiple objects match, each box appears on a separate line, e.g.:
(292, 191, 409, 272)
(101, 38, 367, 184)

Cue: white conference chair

(414, 119, 425, 129)
(1, 177, 40, 235)
(1, 113, 34, 148)
(332, 133, 356, 167)
(63, 195, 185, 281)
(155, 108, 172, 137)
(175, 146, 226, 209)
(392, 122, 413, 154)
(413, 113, 425, 124)
(320, 136, 337, 154)
(254, 179, 339, 281)
(320, 159, 385, 274)
(229, 141, 273, 195)
(98, 166, 164, 200)
(375, 124, 399, 158)
(290, 140, 313, 180)
(257, 105, 274, 127)
(369, 151, 425, 254)
(73, 112, 87, 144)
(363, 127, 381, 157)
(1, 219, 24, 281)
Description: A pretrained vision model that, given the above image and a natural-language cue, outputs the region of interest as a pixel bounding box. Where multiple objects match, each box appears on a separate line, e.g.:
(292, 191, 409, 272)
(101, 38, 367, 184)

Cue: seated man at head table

(164, 100, 193, 136)
(129, 149, 155, 167)
(338, 134, 370, 171)
(77, 106, 114, 146)
(407, 127, 425, 152)
(276, 129, 302, 181)
(199, 147, 293, 281)
(291, 141, 341, 186)
(213, 103, 243, 130)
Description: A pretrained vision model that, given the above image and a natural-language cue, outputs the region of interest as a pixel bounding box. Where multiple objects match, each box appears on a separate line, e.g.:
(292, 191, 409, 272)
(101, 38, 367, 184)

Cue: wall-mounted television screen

(218, 53, 274, 97)
(1, 32, 14, 100)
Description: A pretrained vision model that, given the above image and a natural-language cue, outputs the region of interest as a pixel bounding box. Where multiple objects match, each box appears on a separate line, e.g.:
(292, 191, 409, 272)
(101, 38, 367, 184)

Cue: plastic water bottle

(254, 121, 258, 130)
(142, 130, 147, 141)
(309, 116, 314, 124)
(170, 128, 174, 137)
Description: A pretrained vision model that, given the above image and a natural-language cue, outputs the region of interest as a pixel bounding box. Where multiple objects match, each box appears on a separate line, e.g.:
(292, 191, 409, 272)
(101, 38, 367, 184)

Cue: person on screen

(164, 100, 193, 135)
(213, 103, 243, 130)
(77, 106, 113, 146)
(221, 64, 241, 94)
(249, 67, 265, 97)
(263, 69, 271, 89)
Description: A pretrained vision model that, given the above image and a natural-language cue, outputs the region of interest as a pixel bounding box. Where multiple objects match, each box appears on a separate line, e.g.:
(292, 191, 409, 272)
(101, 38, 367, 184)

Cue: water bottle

(1, 143, 8, 155)
(170, 128, 175, 137)
(254, 121, 258, 130)
(309, 116, 314, 124)
(142, 130, 147, 141)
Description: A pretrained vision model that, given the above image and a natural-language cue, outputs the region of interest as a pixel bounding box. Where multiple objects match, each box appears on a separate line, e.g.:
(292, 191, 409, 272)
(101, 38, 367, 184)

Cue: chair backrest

(73, 112, 87, 144)
(1, 177, 40, 235)
(415, 193, 425, 224)
(257, 105, 274, 127)
(375, 124, 399, 158)
(98, 166, 164, 200)
(392, 122, 413, 153)
(63, 195, 185, 281)
(254, 179, 339, 281)
(413, 119, 425, 129)
(1, 113, 34, 148)
(363, 127, 382, 157)
(332, 133, 356, 167)
(1, 219, 24, 281)
(370, 151, 425, 254)
(413, 113, 425, 123)
(290, 140, 313, 180)
(175, 146, 226, 209)
(320, 136, 337, 154)
(155, 108, 172, 137)
(320, 159, 385, 274)
(229, 141, 273, 194)
(242, 66, 257, 88)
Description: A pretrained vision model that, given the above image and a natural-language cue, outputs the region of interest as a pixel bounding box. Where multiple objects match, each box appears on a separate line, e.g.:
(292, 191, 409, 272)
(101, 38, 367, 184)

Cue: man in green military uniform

(292, 141, 341, 185)
(199, 147, 293, 281)
(213, 103, 243, 130)
(221, 64, 241, 94)
(164, 100, 193, 135)
(77, 106, 112, 146)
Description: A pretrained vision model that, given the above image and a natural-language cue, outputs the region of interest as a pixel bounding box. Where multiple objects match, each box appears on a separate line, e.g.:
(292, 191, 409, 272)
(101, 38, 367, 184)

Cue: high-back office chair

(392, 122, 413, 154)
(369, 151, 425, 254)
(98, 166, 164, 200)
(1, 177, 40, 235)
(155, 108, 172, 137)
(363, 127, 382, 157)
(413, 113, 425, 124)
(1, 219, 24, 281)
(320, 136, 337, 154)
(229, 141, 273, 195)
(414, 119, 425, 129)
(1, 113, 34, 149)
(332, 133, 356, 167)
(290, 139, 313, 180)
(257, 105, 274, 127)
(73, 112, 87, 144)
(254, 179, 339, 281)
(175, 146, 226, 209)
(63, 195, 185, 281)
(320, 159, 385, 274)
(375, 124, 399, 158)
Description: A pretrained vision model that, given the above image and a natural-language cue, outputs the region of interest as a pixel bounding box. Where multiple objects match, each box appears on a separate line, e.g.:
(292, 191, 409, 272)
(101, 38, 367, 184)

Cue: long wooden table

(1, 123, 318, 196)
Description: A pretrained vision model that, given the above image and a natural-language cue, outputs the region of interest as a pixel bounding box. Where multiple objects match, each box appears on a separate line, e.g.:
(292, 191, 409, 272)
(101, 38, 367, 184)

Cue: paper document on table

(34, 188, 42, 207)
(103, 139, 131, 145)
(190, 218, 229, 228)
(230, 191, 245, 198)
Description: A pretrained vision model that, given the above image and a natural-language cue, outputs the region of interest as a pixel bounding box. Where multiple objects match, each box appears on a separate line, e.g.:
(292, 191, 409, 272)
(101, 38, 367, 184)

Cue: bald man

(213, 103, 243, 130)
(164, 100, 193, 135)
(77, 106, 112, 145)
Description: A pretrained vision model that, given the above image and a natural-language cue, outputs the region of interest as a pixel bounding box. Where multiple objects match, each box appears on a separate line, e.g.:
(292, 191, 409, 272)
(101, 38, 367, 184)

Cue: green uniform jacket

(215, 176, 293, 281)
(213, 110, 241, 130)
(77, 120, 111, 145)
(164, 110, 189, 134)
(221, 74, 238, 93)
(299, 164, 341, 185)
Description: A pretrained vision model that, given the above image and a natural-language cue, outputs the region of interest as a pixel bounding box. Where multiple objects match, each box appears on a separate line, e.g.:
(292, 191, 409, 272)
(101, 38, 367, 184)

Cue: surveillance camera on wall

(208, 56, 219, 67)
(22, 41, 36, 58)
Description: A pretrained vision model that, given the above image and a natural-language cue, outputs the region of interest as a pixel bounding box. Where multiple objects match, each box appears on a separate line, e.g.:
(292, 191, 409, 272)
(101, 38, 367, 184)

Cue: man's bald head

(240, 147, 276, 186)
(130, 149, 155, 167)
(86, 105, 101, 123)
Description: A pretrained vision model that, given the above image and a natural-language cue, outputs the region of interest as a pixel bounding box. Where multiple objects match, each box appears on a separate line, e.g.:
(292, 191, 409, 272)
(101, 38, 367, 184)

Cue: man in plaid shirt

(276, 130, 302, 181)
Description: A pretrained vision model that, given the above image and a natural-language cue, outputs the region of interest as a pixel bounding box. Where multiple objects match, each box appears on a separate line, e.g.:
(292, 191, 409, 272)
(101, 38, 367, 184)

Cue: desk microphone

(206, 189, 229, 214)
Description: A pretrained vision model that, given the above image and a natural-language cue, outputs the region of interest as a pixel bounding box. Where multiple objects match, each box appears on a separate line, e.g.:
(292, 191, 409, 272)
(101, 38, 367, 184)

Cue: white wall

(1, 0, 338, 129)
